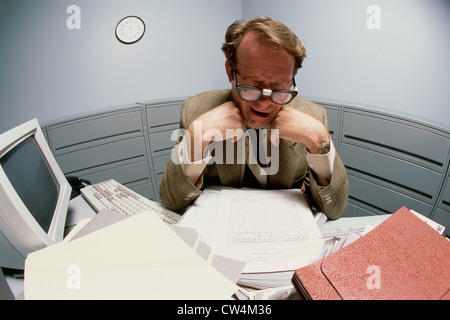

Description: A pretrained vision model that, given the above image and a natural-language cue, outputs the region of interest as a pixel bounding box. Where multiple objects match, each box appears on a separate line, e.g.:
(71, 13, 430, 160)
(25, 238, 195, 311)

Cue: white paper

(410, 209, 446, 235)
(213, 189, 324, 273)
(178, 186, 226, 245)
(24, 212, 238, 300)
(319, 214, 390, 239)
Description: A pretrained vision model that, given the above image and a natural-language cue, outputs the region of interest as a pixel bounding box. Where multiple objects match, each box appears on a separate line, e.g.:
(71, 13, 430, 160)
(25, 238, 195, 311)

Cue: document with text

(178, 186, 225, 245)
(212, 189, 324, 273)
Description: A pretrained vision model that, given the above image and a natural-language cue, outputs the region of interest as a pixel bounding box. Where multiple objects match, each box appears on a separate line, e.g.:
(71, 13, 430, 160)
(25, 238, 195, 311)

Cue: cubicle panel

(438, 173, 450, 212)
(344, 200, 384, 217)
(39, 98, 448, 219)
(318, 103, 340, 144)
(432, 208, 450, 236)
(432, 171, 450, 232)
(149, 130, 176, 158)
(153, 153, 171, 184)
(80, 161, 151, 185)
(41, 126, 49, 143)
(340, 143, 441, 202)
(48, 107, 143, 155)
(146, 102, 182, 133)
(131, 184, 157, 201)
(341, 110, 449, 171)
(77, 161, 156, 200)
(345, 171, 432, 217)
(55, 137, 148, 176)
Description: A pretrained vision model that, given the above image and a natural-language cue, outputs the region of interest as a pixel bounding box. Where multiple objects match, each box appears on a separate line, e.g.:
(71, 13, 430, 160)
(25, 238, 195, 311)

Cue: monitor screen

(0, 118, 71, 269)
(0, 136, 59, 233)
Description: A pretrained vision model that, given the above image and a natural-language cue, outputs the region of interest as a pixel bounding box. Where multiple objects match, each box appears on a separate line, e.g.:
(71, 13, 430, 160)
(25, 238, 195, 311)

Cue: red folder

(292, 207, 450, 300)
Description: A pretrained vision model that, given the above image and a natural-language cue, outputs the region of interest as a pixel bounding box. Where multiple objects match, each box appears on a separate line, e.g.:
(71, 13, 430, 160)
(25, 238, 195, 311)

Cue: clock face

(115, 16, 146, 44)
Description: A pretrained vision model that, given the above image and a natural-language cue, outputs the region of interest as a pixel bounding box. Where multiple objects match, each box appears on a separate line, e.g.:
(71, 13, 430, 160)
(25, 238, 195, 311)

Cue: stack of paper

(24, 211, 238, 300)
(237, 271, 295, 289)
(179, 187, 325, 289)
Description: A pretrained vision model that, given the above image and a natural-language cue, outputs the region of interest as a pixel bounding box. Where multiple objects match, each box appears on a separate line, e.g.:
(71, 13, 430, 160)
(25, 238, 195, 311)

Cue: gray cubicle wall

(433, 170, 450, 231)
(44, 99, 183, 202)
(340, 109, 447, 216)
(144, 100, 182, 189)
(319, 102, 450, 228)
(42, 98, 450, 231)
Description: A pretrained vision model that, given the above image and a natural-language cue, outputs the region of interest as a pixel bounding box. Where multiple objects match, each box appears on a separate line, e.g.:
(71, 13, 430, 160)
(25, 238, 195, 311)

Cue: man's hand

(270, 106, 329, 154)
(187, 101, 245, 161)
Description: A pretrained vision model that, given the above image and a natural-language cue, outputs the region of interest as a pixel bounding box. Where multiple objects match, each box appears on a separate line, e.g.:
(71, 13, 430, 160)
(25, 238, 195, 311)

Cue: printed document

(179, 186, 225, 245)
(212, 189, 324, 273)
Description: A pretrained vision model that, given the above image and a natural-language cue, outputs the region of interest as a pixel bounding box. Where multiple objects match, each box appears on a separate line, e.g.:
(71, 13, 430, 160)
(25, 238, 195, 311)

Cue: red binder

(292, 207, 450, 300)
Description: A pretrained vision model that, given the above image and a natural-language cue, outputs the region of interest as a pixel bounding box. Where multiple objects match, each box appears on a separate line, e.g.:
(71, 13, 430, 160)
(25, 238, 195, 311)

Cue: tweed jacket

(159, 89, 348, 219)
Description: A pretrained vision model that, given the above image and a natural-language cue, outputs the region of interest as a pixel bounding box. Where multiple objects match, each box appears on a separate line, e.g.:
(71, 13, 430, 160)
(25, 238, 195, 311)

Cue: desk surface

(3, 196, 390, 300)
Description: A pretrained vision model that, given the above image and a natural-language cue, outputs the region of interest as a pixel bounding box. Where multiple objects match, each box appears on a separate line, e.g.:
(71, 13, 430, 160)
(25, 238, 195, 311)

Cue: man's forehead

(237, 31, 282, 57)
(235, 32, 295, 74)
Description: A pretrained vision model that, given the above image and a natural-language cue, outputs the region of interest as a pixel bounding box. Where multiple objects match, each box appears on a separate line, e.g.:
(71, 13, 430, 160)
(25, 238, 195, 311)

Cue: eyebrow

(240, 76, 291, 89)
(234, 68, 293, 89)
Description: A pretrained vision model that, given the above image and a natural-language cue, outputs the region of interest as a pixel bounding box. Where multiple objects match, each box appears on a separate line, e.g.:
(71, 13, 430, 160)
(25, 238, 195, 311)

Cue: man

(159, 16, 348, 219)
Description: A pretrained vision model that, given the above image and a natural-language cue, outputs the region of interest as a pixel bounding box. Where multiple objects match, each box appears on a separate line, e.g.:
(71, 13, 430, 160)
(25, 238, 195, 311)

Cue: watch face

(115, 16, 146, 44)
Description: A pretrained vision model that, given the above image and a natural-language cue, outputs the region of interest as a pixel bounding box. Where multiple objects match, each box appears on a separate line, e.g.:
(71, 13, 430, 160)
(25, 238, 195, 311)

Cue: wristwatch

(317, 140, 331, 154)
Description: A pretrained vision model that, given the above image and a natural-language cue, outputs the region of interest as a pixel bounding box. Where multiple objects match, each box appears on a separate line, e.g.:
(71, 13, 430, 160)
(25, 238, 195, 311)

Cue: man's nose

(257, 94, 274, 108)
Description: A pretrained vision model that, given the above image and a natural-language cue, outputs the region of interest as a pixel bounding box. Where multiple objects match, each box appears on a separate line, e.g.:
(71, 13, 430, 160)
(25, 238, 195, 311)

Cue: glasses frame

(233, 67, 298, 105)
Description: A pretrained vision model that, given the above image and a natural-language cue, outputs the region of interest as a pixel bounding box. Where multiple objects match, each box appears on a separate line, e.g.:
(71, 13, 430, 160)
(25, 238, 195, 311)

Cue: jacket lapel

(268, 140, 305, 188)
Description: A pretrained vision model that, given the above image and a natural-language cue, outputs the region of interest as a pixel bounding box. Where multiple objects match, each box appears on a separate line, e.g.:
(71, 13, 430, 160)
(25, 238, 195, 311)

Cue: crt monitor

(0, 119, 71, 269)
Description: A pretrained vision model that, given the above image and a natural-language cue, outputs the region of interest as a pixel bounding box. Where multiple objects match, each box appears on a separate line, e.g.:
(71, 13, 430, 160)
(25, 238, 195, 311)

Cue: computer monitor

(0, 119, 71, 269)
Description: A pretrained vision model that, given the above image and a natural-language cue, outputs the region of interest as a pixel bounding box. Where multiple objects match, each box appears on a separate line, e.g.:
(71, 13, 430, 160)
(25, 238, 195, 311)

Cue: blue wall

(0, 0, 242, 132)
(1, 0, 449, 133)
(242, 0, 450, 130)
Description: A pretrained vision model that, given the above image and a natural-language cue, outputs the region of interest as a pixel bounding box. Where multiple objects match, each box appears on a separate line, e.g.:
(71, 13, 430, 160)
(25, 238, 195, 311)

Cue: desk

(3, 195, 391, 300)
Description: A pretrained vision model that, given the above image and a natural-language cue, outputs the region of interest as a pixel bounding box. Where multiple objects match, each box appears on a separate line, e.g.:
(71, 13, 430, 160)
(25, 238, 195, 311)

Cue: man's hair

(221, 16, 306, 74)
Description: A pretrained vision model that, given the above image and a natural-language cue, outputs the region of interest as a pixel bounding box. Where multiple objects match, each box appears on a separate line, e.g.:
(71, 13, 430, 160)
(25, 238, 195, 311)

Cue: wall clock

(115, 16, 146, 44)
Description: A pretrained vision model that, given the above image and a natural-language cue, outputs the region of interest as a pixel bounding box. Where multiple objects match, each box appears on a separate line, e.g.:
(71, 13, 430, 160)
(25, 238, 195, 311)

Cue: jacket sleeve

(159, 90, 233, 212)
(303, 104, 348, 219)
(306, 152, 349, 220)
(159, 154, 203, 212)
(158, 98, 203, 212)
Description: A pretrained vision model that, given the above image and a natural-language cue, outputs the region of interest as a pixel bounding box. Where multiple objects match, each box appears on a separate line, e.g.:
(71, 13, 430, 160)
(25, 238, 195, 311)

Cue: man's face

(227, 32, 296, 129)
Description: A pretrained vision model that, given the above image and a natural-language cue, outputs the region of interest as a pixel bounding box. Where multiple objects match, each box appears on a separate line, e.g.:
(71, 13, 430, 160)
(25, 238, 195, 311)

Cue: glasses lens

(272, 92, 294, 104)
(239, 87, 262, 101)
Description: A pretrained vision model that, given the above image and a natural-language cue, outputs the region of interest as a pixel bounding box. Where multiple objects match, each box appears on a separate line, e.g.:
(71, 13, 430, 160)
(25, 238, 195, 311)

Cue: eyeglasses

(233, 68, 298, 105)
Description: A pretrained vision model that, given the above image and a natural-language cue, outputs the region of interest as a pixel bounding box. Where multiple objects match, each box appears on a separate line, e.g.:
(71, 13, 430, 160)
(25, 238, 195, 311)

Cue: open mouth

(250, 107, 270, 118)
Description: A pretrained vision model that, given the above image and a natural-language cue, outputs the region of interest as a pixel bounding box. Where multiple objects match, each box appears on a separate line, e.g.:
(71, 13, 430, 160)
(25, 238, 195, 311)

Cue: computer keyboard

(80, 179, 181, 224)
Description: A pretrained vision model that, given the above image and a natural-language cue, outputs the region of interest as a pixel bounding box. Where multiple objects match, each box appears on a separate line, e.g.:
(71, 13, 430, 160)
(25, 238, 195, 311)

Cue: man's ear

(225, 60, 234, 83)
